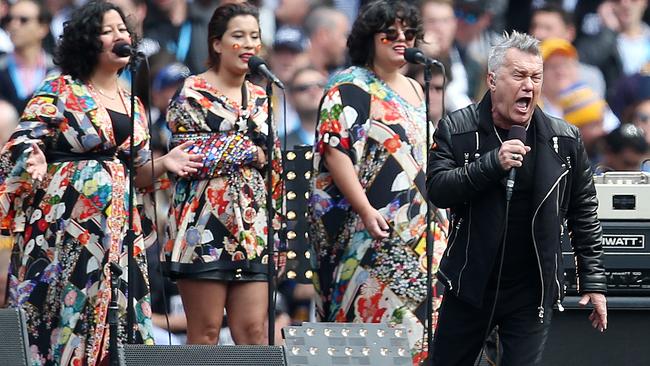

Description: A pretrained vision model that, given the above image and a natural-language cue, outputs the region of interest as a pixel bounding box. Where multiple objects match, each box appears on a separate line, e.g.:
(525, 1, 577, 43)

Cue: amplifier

(562, 172, 650, 297)
(563, 220, 650, 295)
(594, 171, 650, 220)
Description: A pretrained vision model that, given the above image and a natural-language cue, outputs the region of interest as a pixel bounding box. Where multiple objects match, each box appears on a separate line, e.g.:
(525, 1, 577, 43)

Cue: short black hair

(55, 0, 137, 81)
(605, 124, 648, 154)
(347, 0, 423, 66)
(533, 3, 574, 27)
(206, 2, 260, 70)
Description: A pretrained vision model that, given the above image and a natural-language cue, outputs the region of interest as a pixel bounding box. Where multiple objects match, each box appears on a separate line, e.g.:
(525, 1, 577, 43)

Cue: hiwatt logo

(602, 234, 645, 249)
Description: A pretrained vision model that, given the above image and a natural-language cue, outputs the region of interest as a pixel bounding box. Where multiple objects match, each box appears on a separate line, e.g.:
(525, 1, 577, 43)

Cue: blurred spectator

(269, 26, 309, 136)
(45, 0, 75, 48)
(109, 0, 159, 56)
(558, 82, 607, 164)
(407, 61, 448, 126)
(530, 3, 606, 97)
(609, 70, 650, 123)
(304, 6, 349, 75)
(610, 0, 650, 76)
(0, 0, 13, 54)
(602, 123, 649, 171)
(630, 89, 650, 143)
(0, 99, 18, 145)
(420, 0, 474, 109)
(283, 66, 326, 148)
(151, 62, 190, 156)
(539, 38, 619, 131)
(143, 0, 218, 74)
(0, 0, 56, 113)
(576, 0, 650, 91)
(270, 26, 309, 84)
(454, 0, 502, 69)
(274, 0, 312, 28)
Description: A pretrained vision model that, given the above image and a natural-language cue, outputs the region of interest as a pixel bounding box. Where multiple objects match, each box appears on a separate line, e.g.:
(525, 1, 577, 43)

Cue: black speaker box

(121, 344, 287, 366)
(541, 297, 650, 366)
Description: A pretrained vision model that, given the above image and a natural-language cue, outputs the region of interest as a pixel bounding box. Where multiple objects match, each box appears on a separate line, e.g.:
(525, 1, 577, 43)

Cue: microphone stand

(126, 53, 144, 344)
(109, 262, 124, 366)
(424, 59, 446, 366)
(265, 81, 277, 345)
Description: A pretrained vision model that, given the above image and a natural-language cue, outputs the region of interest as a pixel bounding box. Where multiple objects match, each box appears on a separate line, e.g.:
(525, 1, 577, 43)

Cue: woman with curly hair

(0, 1, 200, 364)
(308, 0, 449, 363)
(164, 2, 283, 345)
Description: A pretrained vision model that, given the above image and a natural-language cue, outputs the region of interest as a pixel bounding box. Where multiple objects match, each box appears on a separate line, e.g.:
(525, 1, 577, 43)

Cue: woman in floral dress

(0, 2, 199, 365)
(309, 1, 448, 363)
(164, 3, 283, 345)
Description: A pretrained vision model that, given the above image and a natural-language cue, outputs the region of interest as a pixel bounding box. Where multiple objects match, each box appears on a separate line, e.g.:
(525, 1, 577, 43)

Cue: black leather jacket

(427, 94, 606, 320)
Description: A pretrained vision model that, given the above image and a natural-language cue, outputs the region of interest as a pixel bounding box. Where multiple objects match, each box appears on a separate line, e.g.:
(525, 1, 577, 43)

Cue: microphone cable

(474, 197, 510, 366)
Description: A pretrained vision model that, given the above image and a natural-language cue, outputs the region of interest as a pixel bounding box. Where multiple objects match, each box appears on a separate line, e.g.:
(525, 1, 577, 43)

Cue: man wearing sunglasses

(0, 0, 56, 113)
(283, 66, 327, 149)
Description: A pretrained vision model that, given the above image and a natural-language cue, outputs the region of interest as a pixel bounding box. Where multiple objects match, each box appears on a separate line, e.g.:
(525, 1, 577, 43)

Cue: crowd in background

(0, 0, 649, 346)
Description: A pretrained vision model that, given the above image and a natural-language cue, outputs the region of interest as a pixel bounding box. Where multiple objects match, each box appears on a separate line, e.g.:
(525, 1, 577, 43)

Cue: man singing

(427, 31, 607, 365)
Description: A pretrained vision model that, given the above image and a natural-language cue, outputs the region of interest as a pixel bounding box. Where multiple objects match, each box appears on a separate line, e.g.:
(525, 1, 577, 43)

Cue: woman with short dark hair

(0, 1, 199, 364)
(309, 0, 448, 362)
(164, 2, 283, 345)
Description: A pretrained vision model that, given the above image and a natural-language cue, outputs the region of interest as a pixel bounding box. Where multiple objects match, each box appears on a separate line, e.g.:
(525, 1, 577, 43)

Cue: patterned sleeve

(0, 76, 64, 233)
(130, 97, 152, 169)
(0, 76, 64, 179)
(167, 88, 258, 170)
(314, 83, 370, 167)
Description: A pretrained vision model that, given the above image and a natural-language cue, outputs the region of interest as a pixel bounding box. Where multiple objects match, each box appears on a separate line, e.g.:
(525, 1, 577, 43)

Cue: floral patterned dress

(0, 74, 154, 366)
(164, 76, 283, 280)
(309, 66, 449, 364)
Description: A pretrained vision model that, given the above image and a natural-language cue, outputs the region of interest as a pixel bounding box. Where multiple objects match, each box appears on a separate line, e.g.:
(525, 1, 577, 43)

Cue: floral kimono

(309, 66, 449, 364)
(0, 74, 154, 366)
(164, 76, 283, 280)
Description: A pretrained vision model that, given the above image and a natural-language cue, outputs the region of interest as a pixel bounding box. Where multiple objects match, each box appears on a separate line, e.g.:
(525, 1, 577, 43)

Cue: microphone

(247, 55, 285, 89)
(505, 125, 527, 201)
(404, 48, 443, 67)
(111, 42, 143, 58)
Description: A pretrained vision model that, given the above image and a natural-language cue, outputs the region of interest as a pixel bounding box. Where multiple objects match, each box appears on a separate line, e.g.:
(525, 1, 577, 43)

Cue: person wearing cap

(269, 26, 309, 137)
(539, 37, 619, 134)
(150, 62, 190, 155)
(428, 31, 607, 365)
(602, 123, 649, 172)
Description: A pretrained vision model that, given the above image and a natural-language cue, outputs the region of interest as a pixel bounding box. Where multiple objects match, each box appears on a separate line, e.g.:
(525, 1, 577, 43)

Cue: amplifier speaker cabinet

(541, 297, 650, 366)
(562, 220, 650, 296)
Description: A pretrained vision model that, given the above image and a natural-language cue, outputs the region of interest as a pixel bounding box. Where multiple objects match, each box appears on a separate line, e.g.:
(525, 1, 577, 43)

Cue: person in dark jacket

(427, 31, 607, 366)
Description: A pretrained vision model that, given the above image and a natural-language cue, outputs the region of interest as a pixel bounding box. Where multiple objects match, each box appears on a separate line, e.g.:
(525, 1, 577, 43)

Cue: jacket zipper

(554, 253, 565, 312)
(446, 217, 464, 256)
(457, 203, 472, 295)
(438, 268, 453, 291)
(531, 169, 569, 322)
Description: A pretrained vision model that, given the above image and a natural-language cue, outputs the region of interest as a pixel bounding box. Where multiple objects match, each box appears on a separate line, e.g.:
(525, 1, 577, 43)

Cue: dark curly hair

(347, 0, 423, 66)
(54, 1, 137, 81)
(206, 2, 260, 70)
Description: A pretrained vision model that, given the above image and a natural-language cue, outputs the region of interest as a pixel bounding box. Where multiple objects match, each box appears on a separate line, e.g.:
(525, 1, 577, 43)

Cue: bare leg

(177, 279, 227, 344)
(226, 281, 268, 345)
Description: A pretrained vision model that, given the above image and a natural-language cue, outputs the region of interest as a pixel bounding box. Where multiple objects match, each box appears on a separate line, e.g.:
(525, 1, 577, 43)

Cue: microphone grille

(507, 125, 527, 144)
(247, 55, 265, 71)
(404, 47, 420, 63)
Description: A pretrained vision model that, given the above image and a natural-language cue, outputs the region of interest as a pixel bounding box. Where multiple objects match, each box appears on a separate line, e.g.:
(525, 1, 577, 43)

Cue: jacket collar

(477, 92, 568, 207)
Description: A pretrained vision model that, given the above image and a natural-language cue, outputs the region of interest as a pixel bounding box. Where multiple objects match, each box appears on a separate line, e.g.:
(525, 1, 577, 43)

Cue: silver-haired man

(427, 31, 607, 365)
